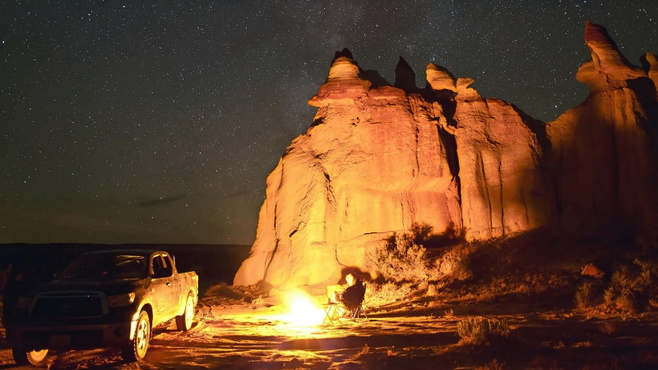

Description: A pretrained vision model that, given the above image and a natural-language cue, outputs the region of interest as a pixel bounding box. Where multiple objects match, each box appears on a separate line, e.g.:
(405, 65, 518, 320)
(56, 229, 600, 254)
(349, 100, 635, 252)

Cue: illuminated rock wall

(234, 23, 658, 287)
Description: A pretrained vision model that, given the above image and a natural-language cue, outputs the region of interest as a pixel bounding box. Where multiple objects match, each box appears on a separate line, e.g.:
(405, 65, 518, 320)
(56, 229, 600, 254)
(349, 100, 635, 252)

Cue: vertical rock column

(451, 78, 553, 240)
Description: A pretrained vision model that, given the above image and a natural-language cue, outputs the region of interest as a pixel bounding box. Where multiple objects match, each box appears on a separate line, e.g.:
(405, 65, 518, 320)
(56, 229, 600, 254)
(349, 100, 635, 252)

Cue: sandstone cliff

(234, 23, 658, 287)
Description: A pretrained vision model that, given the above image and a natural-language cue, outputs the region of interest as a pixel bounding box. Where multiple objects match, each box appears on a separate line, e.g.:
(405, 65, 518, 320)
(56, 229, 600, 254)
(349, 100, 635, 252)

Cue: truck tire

(176, 292, 195, 331)
(12, 348, 48, 366)
(122, 310, 150, 362)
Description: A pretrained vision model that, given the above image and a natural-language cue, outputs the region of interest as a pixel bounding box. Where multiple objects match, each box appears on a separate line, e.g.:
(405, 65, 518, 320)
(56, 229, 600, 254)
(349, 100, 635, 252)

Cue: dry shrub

(435, 243, 473, 282)
(575, 280, 604, 309)
(581, 358, 620, 370)
(477, 359, 505, 370)
(352, 343, 370, 359)
(573, 340, 593, 348)
(430, 345, 447, 355)
(365, 228, 432, 283)
(365, 223, 473, 284)
(599, 320, 620, 336)
(603, 258, 658, 313)
(203, 282, 251, 302)
(572, 257, 658, 314)
(366, 281, 414, 306)
(386, 346, 398, 356)
(410, 221, 463, 248)
(527, 355, 561, 370)
(457, 316, 510, 345)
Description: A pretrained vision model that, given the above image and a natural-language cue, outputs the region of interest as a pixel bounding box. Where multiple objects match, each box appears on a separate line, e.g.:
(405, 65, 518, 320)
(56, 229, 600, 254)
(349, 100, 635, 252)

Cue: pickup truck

(2, 249, 198, 365)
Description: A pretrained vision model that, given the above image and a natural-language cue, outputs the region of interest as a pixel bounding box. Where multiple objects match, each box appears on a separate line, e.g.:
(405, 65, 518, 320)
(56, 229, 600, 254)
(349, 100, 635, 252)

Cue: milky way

(1, 1, 656, 245)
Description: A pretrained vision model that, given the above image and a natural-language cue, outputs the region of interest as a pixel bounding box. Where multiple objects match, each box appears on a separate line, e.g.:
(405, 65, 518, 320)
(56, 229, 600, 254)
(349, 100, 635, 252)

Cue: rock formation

(234, 22, 658, 288)
(547, 22, 658, 242)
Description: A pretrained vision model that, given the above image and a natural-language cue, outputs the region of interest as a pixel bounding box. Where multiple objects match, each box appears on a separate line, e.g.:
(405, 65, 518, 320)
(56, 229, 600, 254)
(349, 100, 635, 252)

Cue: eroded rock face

(453, 79, 554, 240)
(235, 68, 462, 287)
(234, 23, 658, 287)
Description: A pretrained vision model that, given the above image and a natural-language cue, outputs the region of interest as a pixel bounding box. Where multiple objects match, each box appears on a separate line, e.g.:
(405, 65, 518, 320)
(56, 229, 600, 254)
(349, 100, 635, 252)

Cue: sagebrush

(603, 258, 658, 313)
(365, 228, 433, 283)
(457, 316, 510, 344)
(365, 223, 471, 284)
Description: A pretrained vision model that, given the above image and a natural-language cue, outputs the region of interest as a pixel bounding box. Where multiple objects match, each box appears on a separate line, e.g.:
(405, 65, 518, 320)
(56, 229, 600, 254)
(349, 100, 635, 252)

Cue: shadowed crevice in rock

(437, 126, 459, 179)
(627, 76, 658, 149)
(434, 90, 460, 179)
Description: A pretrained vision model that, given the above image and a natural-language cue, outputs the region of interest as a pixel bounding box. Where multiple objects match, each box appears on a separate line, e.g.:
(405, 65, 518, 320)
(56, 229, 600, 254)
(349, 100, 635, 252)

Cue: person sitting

(326, 273, 356, 303)
(340, 279, 366, 318)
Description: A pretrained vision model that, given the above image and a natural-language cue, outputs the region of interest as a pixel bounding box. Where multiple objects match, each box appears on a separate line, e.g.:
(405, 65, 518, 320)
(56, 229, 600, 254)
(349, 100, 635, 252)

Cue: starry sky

(1, 1, 657, 245)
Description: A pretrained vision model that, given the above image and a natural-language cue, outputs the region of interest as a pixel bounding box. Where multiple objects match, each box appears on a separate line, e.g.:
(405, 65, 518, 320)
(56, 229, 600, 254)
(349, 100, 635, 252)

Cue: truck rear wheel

(176, 292, 195, 331)
(122, 310, 150, 362)
(12, 348, 48, 366)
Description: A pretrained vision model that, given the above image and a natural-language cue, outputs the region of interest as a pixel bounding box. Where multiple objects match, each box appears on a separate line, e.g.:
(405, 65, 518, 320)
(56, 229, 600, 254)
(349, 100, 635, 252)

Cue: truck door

(151, 253, 177, 318)
(162, 253, 182, 312)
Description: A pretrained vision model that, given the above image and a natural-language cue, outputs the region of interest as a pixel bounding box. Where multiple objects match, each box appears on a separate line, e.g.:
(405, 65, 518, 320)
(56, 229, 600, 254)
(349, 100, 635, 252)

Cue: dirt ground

(1, 291, 658, 370)
(1, 241, 658, 369)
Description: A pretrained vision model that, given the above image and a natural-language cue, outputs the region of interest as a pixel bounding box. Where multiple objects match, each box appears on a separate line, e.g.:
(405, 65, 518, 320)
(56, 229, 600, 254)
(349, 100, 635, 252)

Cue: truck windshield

(59, 254, 148, 280)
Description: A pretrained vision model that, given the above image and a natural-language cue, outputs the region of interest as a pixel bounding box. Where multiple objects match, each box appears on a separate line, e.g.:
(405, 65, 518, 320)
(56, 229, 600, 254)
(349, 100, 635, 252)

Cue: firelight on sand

(279, 289, 326, 327)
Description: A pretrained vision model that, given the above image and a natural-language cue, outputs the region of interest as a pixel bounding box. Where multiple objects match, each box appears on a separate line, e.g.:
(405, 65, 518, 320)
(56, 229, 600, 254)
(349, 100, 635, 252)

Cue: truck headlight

(16, 296, 33, 310)
(108, 292, 135, 307)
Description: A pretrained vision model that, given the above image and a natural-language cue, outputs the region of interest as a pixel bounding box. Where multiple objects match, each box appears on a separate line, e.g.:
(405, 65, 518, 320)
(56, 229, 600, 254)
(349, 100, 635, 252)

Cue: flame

(280, 289, 326, 327)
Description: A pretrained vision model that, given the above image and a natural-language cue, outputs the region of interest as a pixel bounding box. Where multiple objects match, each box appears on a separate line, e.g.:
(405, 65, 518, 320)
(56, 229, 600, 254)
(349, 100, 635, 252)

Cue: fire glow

(279, 289, 326, 327)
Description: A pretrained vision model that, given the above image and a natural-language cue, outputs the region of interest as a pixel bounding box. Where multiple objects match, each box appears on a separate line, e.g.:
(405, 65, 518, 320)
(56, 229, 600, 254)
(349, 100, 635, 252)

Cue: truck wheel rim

(135, 316, 149, 357)
(185, 295, 194, 328)
(29, 349, 48, 363)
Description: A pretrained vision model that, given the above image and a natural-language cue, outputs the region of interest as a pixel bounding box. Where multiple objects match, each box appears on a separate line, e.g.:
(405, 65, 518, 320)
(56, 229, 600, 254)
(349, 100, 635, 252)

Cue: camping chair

(323, 280, 367, 324)
(322, 301, 348, 324)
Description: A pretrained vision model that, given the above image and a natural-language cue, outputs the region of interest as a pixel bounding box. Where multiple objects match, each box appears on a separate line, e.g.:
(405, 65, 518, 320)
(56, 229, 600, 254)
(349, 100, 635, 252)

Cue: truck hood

(24, 278, 150, 297)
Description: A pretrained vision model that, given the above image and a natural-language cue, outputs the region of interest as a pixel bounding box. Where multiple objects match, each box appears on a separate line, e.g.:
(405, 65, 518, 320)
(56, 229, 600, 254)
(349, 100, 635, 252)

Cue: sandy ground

(2, 292, 658, 370)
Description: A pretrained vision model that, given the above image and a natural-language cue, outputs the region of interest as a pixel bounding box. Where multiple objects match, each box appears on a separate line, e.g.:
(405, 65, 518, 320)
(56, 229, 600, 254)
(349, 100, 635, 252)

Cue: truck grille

(31, 291, 106, 319)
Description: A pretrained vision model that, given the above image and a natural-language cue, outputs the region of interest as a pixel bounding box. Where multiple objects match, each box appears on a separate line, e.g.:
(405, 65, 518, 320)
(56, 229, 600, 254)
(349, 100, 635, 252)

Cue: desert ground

(1, 240, 658, 369)
(1, 289, 658, 370)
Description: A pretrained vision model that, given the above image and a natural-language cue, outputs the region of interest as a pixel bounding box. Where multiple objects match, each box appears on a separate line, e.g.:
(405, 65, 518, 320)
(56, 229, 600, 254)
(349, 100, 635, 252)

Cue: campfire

(269, 274, 368, 329)
(279, 289, 326, 327)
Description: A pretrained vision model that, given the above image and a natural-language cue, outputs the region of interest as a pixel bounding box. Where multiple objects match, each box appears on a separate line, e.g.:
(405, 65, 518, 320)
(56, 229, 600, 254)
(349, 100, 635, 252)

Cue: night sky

(2, 1, 657, 245)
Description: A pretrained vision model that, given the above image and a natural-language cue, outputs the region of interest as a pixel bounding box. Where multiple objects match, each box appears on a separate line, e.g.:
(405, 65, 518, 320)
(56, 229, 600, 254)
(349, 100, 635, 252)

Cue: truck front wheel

(176, 292, 195, 331)
(122, 310, 150, 362)
(12, 348, 48, 366)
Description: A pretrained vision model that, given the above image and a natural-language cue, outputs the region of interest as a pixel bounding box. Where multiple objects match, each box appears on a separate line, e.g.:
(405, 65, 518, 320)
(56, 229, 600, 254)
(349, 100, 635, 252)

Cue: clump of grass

(457, 316, 510, 345)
